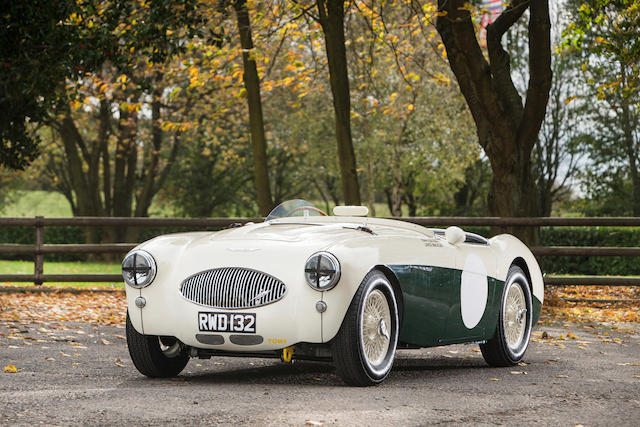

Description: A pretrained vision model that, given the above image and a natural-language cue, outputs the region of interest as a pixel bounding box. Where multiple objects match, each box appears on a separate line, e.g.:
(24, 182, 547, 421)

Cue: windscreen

(266, 200, 327, 221)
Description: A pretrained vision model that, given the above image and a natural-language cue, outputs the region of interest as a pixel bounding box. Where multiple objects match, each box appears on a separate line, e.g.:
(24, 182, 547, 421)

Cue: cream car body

(123, 200, 543, 385)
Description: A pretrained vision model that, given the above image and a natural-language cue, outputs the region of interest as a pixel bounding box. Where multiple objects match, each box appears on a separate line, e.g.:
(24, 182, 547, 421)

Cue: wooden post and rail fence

(1, 216, 640, 287)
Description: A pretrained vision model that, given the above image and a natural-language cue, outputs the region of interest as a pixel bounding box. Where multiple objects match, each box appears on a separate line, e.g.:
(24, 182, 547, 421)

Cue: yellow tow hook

(281, 346, 295, 364)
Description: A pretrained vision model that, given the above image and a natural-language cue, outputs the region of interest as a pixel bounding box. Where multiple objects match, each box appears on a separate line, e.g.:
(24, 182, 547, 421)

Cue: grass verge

(0, 260, 122, 288)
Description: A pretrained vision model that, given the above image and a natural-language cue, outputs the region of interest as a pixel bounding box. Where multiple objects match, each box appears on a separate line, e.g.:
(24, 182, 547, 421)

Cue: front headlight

(122, 250, 157, 288)
(304, 252, 341, 291)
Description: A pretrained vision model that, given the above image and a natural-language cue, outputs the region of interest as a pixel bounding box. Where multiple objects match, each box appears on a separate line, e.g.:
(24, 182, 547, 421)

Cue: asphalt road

(1, 320, 639, 426)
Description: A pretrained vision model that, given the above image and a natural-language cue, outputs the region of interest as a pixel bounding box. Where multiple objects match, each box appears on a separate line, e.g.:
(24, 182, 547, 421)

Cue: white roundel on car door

(460, 254, 488, 329)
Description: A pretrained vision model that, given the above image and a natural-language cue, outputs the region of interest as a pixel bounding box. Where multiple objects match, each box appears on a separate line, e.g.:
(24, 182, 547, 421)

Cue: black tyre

(332, 270, 399, 386)
(126, 312, 190, 378)
(481, 266, 533, 367)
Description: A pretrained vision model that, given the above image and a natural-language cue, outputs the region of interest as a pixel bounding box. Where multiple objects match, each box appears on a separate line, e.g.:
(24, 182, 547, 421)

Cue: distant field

(1, 190, 403, 218)
(2, 190, 177, 218)
(3, 191, 73, 217)
(0, 260, 122, 288)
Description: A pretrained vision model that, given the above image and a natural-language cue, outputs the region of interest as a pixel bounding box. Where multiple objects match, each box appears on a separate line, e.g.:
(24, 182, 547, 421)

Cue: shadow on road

(120, 354, 494, 388)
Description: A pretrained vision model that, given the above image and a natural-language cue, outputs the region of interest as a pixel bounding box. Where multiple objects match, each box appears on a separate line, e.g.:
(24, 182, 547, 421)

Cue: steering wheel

(285, 206, 327, 217)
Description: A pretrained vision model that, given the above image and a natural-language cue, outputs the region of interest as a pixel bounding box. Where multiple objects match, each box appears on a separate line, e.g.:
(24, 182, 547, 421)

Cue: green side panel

(390, 264, 505, 347)
(487, 278, 505, 340)
(439, 276, 504, 345)
(390, 265, 455, 347)
(532, 295, 542, 326)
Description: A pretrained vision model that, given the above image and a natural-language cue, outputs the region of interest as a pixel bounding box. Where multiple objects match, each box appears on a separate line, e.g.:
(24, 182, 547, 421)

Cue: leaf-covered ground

(542, 285, 640, 323)
(0, 291, 125, 325)
(0, 285, 638, 326)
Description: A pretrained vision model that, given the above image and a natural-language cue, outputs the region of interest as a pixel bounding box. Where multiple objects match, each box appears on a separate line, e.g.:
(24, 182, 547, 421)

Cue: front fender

(490, 234, 544, 324)
(320, 244, 378, 342)
(321, 235, 429, 342)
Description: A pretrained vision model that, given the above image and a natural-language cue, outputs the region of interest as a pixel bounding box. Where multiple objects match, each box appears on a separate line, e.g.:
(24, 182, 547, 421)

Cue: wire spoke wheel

(504, 283, 527, 350)
(361, 289, 392, 367)
(480, 266, 533, 367)
(332, 270, 399, 386)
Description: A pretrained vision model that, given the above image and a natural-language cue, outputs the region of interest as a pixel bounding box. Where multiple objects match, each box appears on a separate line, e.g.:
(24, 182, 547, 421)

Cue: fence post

(34, 216, 44, 286)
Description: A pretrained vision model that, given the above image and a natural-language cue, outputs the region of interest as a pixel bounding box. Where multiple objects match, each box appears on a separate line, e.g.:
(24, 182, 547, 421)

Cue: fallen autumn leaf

(4, 364, 18, 373)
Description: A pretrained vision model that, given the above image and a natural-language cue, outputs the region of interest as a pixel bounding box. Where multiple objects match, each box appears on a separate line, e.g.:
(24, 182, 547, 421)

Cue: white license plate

(198, 312, 256, 333)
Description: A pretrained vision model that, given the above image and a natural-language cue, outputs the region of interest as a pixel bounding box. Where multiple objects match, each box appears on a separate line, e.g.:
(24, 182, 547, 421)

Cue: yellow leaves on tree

(430, 73, 451, 86)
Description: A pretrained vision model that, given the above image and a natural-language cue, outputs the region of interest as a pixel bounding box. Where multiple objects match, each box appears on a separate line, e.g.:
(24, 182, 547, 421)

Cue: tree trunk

(384, 189, 393, 217)
(436, 0, 551, 244)
(621, 98, 640, 216)
(99, 99, 112, 216)
(58, 116, 93, 217)
(234, 0, 274, 217)
(404, 192, 417, 217)
(113, 106, 136, 219)
(366, 153, 376, 217)
(389, 183, 402, 217)
(619, 64, 640, 216)
(486, 142, 539, 243)
(112, 106, 138, 241)
(361, 116, 376, 216)
(312, 177, 331, 214)
(322, 175, 340, 207)
(317, 0, 361, 205)
(389, 141, 403, 217)
(135, 80, 163, 219)
(57, 115, 102, 244)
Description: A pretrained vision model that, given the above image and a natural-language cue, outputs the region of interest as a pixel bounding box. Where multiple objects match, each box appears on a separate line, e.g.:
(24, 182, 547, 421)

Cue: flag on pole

(479, 0, 503, 46)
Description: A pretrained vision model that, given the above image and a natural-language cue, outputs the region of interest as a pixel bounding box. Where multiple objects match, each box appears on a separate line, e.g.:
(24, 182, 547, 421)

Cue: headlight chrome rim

(304, 252, 341, 291)
(122, 250, 157, 289)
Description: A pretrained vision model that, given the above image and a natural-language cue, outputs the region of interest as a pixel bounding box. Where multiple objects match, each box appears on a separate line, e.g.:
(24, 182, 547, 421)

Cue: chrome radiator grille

(180, 268, 286, 309)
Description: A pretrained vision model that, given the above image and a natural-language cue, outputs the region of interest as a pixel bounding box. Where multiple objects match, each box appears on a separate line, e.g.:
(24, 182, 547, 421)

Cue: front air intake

(180, 268, 286, 309)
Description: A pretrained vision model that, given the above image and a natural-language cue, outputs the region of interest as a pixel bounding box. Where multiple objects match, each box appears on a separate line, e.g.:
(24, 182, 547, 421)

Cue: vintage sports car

(123, 200, 543, 386)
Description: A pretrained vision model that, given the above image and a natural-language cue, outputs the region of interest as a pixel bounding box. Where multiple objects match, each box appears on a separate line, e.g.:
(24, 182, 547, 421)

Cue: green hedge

(539, 227, 640, 275)
(1, 224, 639, 275)
(461, 226, 640, 275)
(0, 225, 84, 262)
